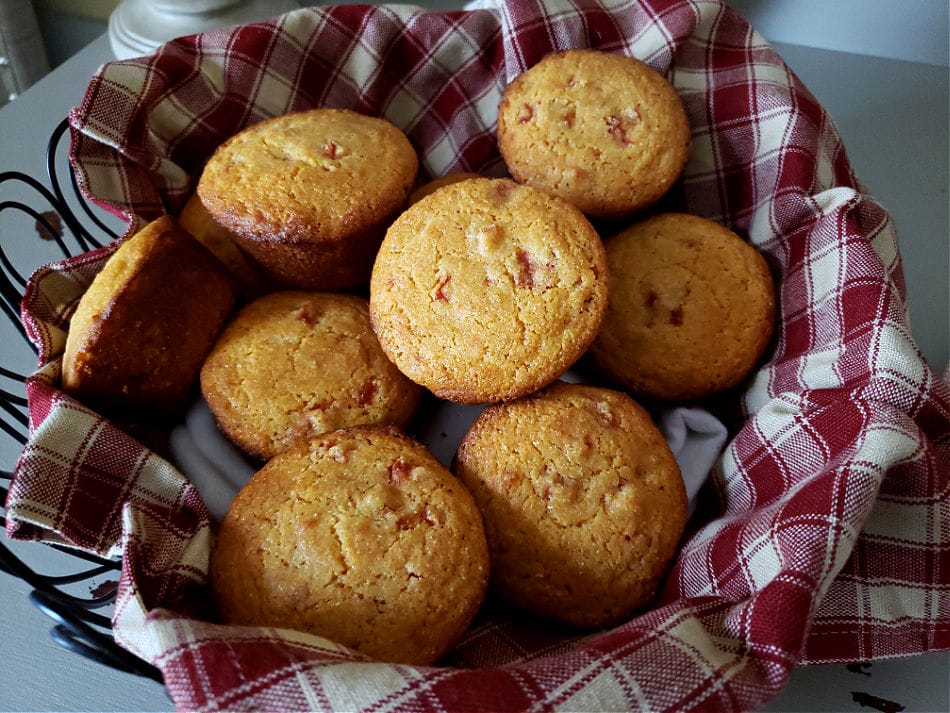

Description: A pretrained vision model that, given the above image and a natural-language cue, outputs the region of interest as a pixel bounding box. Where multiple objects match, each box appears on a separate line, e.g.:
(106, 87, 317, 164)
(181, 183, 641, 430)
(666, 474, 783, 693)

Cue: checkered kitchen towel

(7, 1, 949, 710)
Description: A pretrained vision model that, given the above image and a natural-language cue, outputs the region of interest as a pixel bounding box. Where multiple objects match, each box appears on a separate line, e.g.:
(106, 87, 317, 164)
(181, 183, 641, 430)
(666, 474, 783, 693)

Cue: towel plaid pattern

(5, 1, 948, 710)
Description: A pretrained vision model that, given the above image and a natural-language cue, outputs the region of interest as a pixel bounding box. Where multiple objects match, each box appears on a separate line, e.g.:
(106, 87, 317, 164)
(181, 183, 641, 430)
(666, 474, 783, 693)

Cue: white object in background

(0, 0, 50, 107)
(725, 0, 949, 67)
(109, 0, 301, 60)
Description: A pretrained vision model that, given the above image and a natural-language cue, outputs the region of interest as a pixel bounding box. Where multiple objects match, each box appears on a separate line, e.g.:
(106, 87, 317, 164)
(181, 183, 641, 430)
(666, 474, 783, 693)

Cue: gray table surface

(1, 13, 947, 713)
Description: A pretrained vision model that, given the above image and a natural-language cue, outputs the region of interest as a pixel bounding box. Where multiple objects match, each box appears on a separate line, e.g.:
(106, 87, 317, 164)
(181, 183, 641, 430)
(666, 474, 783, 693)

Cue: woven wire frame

(0, 118, 162, 683)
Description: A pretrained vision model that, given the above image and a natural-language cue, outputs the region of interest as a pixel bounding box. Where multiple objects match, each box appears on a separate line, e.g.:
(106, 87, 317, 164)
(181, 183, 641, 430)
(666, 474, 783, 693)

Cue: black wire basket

(0, 118, 162, 683)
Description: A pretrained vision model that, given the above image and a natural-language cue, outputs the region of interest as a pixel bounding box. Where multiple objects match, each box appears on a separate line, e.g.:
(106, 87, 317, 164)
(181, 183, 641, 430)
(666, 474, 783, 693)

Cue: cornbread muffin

(61, 215, 237, 418)
(178, 193, 270, 298)
(211, 426, 490, 665)
(497, 49, 690, 219)
(200, 291, 422, 461)
(454, 381, 687, 628)
(197, 108, 418, 289)
(370, 177, 608, 404)
(589, 212, 775, 401)
(408, 171, 481, 204)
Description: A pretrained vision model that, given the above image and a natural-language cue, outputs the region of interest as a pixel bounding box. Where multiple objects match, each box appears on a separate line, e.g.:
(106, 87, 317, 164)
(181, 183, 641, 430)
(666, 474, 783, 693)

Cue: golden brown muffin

(497, 49, 690, 219)
(408, 171, 481, 204)
(211, 426, 490, 665)
(589, 212, 775, 401)
(178, 192, 270, 298)
(61, 215, 238, 418)
(454, 381, 687, 629)
(369, 177, 608, 404)
(200, 291, 422, 461)
(197, 108, 418, 289)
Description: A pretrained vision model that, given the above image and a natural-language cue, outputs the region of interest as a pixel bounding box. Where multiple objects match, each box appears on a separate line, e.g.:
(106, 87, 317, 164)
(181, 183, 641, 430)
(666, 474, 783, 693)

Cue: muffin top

(497, 49, 690, 218)
(201, 291, 422, 461)
(369, 177, 608, 404)
(454, 381, 687, 628)
(589, 212, 775, 401)
(211, 426, 489, 665)
(197, 108, 418, 244)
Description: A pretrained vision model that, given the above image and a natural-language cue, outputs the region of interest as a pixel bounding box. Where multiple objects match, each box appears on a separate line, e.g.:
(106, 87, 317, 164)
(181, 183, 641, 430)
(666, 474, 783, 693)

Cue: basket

(4, 2, 948, 711)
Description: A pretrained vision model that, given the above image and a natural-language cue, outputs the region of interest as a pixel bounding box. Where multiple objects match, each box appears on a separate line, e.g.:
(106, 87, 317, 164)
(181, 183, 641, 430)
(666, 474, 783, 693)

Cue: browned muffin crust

(61, 215, 238, 418)
(197, 108, 418, 289)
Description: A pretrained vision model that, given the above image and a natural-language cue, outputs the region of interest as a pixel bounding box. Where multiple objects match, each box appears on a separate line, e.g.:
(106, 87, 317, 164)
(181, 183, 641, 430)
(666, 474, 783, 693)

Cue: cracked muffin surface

(210, 426, 489, 665)
(369, 177, 608, 404)
(454, 381, 687, 629)
(200, 291, 422, 461)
